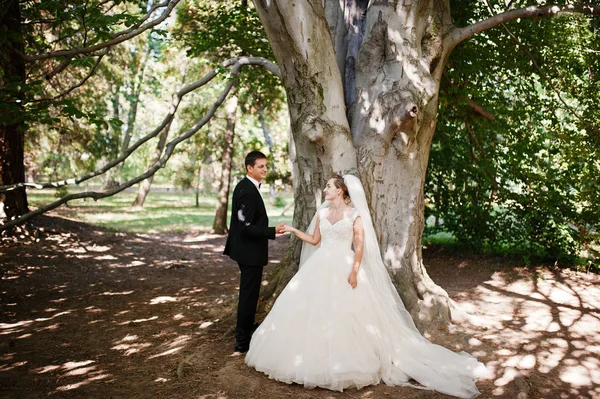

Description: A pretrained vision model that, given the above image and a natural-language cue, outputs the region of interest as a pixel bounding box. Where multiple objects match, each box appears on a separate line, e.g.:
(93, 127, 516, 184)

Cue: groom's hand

(275, 222, 286, 234)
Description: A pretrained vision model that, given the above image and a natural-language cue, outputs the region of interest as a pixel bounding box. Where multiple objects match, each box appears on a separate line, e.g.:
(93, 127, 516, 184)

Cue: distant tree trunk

(131, 119, 173, 208)
(195, 164, 202, 208)
(103, 83, 122, 188)
(131, 62, 187, 209)
(194, 148, 211, 208)
(0, 0, 29, 222)
(116, 45, 150, 178)
(259, 111, 277, 203)
(212, 91, 238, 234)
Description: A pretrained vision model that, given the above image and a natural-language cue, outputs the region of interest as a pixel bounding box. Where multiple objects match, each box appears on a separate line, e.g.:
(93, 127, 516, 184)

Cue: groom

(224, 151, 285, 354)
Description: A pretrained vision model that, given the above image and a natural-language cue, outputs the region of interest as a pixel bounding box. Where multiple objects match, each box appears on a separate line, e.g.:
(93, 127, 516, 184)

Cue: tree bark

(0, 0, 29, 222)
(348, 0, 459, 331)
(212, 92, 238, 234)
(252, 0, 358, 304)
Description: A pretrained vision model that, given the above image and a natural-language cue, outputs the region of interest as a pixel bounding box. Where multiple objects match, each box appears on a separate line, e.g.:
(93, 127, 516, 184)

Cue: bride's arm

(283, 216, 322, 245)
(348, 216, 364, 288)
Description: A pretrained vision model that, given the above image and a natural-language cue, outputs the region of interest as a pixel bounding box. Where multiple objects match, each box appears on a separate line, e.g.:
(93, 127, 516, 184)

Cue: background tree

(1, 0, 28, 222)
(1, 0, 598, 334)
(0, 0, 180, 225)
(427, 5, 600, 265)
(250, 0, 600, 331)
(175, 0, 285, 233)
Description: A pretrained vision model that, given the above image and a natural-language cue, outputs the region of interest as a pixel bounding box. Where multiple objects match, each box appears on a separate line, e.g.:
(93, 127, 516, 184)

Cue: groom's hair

(245, 151, 267, 171)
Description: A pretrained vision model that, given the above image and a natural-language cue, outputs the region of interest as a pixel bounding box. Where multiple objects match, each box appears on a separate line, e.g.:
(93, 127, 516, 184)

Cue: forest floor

(1, 214, 599, 399)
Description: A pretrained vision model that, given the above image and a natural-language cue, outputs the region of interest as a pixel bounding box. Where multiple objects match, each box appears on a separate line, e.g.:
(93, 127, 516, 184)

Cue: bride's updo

(331, 174, 350, 201)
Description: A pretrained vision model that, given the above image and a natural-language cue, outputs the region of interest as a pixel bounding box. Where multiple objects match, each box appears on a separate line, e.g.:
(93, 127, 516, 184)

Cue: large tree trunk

(347, 1, 459, 331)
(254, 0, 458, 331)
(0, 0, 29, 222)
(212, 93, 238, 234)
(252, 0, 358, 302)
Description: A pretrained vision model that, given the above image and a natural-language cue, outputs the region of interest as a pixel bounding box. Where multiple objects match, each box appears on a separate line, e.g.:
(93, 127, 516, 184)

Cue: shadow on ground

(1, 215, 598, 398)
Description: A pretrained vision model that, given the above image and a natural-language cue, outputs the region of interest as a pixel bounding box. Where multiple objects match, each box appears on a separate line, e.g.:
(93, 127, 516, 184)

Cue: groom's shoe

(234, 343, 249, 353)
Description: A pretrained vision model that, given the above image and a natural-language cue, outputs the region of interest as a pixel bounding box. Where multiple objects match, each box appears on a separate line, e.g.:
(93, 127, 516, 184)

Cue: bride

(245, 174, 487, 398)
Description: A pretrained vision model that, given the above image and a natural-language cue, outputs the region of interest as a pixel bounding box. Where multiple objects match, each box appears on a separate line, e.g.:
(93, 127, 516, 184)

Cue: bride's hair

(331, 174, 350, 201)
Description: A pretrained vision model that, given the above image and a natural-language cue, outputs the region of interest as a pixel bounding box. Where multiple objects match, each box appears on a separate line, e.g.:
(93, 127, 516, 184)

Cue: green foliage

(174, 0, 284, 114)
(427, 2, 600, 266)
(54, 185, 69, 199)
(273, 195, 286, 208)
(16, 1, 182, 187)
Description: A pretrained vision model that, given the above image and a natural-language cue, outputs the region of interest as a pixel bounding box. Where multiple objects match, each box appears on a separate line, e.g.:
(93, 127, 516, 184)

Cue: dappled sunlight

(0, 310, 72, 335)
(98, 290, 134, 296)
(108, 260, 146, 268)
(150, 295, 179, 304)
(111, 334, 152, 356)
(148, 333, 191, 359)
(32, 364, 61, 374)
(0, 360, 28, 372)
(0, 212, 280, 397)
(116, 315, 158, 326)
(457, 266, 600, 397)
(55, 372, 111, 392)
(10, 211, 598, 397)
(94, 254, 118, 260)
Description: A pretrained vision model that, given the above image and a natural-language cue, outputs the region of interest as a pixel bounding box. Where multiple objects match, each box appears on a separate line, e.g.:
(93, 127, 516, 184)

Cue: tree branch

(23, 0, 181, 61)
(0, 57, 280, 193)
(33, 50, 109, 102)
(466, 98, 495, 121)
(45, 56, 73, 80)
(0, 71, 242, 232)
(446, 3, 600, 50)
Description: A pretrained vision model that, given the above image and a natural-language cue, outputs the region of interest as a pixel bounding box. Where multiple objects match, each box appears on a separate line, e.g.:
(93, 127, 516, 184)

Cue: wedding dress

(245, 176, 487, 398)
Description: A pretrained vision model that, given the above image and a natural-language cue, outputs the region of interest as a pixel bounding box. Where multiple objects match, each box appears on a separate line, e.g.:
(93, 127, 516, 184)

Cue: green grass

(28, 189, 294, 234)
(423, 231, 457, 246)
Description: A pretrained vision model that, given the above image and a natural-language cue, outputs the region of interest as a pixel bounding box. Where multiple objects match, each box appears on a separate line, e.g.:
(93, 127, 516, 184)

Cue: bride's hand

(348, 271, 358, 289)
(282, 224, 296, 233)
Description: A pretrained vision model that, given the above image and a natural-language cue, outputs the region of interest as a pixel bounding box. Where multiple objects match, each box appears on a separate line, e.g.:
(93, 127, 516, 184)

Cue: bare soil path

(1, 215, 598, 399)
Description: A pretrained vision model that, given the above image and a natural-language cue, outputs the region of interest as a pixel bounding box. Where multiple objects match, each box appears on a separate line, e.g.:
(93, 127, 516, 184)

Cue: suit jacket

(224, 177, 276, 266)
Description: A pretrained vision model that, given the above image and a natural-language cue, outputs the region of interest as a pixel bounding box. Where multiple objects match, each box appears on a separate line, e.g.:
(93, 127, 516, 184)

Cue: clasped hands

(275, 222, 296, 234)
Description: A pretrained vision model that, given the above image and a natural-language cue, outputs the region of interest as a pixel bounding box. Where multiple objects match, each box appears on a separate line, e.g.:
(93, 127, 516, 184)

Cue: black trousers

(235, 263, 263, 351)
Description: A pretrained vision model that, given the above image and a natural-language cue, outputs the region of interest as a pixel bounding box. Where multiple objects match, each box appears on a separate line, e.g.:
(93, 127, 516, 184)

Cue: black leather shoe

(233, 345, 249, 353)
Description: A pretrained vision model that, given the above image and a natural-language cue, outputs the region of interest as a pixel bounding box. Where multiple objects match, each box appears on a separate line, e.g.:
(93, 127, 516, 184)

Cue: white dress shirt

(246, 175, 262, 192)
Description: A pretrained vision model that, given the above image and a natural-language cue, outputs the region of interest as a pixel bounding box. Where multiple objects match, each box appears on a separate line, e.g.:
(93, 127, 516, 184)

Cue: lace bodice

(319, 208, 359, 249)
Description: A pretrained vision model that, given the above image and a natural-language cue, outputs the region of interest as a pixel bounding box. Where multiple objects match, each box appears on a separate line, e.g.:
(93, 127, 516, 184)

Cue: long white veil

(341, 175, 421, 333)
(298, 175, 418, 332)
(297, 175, 486, 398)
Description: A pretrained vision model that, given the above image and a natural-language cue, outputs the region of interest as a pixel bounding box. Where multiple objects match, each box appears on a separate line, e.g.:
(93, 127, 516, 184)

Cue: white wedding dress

(246, 176, 487, 398)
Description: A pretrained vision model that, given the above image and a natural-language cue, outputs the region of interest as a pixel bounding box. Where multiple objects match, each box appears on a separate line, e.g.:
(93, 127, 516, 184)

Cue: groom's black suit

(224, 177, 275, 352)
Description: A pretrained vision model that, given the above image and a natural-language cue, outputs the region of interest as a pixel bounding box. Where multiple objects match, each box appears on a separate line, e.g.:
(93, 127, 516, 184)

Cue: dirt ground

(1, 215, 598, 399)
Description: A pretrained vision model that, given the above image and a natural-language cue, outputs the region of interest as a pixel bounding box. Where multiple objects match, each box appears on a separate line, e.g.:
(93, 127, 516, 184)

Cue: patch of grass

(423, 231, 457, 246)
(28, 189, 295, 234)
